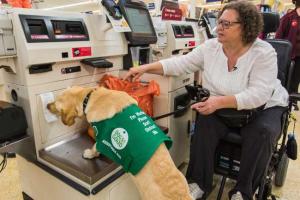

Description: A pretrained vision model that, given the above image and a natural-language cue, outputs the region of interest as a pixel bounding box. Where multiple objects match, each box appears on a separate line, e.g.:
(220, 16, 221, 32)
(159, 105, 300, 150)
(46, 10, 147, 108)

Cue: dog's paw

(83, 149, 99, 159)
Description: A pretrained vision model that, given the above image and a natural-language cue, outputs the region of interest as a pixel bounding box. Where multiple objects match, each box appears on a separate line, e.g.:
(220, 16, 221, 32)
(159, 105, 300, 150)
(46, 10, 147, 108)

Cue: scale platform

(39, 134, 119, 185)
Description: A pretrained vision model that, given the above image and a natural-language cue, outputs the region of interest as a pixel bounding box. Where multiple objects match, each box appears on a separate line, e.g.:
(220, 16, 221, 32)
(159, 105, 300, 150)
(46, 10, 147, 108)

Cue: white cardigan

(160, 38, 288, 110)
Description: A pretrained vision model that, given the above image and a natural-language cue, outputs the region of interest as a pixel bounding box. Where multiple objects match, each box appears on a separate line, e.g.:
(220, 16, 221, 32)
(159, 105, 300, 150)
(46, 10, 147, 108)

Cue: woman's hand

(123, 66, 147, 82)
(191, 96, 221, 115)
(123, 62, 164, 82)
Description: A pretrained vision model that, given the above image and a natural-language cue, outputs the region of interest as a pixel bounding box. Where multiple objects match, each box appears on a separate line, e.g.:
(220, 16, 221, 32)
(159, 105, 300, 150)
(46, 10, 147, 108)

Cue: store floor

(1, 111, 300, 200)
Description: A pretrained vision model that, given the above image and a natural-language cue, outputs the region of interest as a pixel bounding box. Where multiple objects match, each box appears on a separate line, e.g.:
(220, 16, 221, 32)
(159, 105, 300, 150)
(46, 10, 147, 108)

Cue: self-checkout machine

(0, 10, 16, 101)
(134, 2, 202, 167)
(0, 3, 143, 200)
(118, 0, 158, 69)
(116, 0, 189, 167)
(0, 9, 29, 153)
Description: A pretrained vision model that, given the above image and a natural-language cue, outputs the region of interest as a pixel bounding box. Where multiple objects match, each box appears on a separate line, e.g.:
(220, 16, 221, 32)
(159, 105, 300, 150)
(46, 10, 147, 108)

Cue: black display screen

(19, 15, 89, 43)
(26, 19, 49, 40)
(118, 0, 157, 45)
(51, 20, 88, 39)
(124, 7, 154, 35)
(27, 20, 47, 35)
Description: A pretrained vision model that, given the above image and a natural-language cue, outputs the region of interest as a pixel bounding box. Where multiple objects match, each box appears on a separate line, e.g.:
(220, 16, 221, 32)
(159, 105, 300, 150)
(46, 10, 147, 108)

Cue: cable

(0, 153, 8, 173)
(152, 102, 196, 121)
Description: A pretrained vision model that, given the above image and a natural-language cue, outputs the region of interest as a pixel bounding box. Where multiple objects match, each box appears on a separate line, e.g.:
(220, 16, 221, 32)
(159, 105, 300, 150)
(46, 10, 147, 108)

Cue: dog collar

(83, 91, 93, 114)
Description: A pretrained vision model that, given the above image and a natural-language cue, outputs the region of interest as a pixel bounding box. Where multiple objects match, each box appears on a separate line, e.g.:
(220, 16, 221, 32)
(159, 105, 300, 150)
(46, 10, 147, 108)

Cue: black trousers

(186, 106, 286, 200)
(290, 57, 300, 93)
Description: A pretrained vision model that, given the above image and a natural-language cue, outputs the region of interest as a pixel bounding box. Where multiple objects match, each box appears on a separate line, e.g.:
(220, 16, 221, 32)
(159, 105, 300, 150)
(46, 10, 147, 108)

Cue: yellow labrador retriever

(47, 86, 192, 200)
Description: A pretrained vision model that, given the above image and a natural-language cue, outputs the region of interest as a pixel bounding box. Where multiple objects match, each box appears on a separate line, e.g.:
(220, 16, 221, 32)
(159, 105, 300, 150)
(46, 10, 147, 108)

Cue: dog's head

(47, 86, 93, 126)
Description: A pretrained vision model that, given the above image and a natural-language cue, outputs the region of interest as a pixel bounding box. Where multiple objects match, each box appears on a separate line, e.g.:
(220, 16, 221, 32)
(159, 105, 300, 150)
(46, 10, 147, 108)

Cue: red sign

(72, 47, 92, 57)
(161, 7, 182, 21)
(188, 41, 196, 47)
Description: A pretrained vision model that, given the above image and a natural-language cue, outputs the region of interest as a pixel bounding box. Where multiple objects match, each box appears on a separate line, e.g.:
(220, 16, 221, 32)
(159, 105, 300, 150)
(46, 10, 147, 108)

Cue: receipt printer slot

(29, 63, 53, 74)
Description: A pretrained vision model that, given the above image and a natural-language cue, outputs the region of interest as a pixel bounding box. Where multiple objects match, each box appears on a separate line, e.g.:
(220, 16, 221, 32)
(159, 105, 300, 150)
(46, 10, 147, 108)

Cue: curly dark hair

(218, 1, 263, 45)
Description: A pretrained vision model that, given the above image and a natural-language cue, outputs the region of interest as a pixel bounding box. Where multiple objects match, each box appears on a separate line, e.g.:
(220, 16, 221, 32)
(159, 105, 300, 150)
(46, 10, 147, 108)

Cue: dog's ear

(61, 109, 77, 126)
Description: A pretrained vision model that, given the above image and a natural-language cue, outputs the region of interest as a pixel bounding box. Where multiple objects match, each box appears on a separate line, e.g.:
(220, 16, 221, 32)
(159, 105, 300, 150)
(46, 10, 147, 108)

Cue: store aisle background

(1, 110, 300, 200)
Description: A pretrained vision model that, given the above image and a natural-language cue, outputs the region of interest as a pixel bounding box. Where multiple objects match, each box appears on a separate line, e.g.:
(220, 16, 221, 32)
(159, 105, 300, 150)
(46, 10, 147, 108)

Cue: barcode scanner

(101, 0, 123, 20)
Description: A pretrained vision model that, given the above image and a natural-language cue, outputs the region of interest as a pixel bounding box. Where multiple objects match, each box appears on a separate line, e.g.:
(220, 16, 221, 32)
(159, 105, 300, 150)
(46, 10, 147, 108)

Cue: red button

(188, 41, 195, 47)
(72, 47, 92, 57)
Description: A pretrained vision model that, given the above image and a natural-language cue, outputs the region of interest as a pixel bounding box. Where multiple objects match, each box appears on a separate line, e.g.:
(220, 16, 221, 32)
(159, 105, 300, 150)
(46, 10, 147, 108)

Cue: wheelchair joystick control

(185, 84, 210, 103)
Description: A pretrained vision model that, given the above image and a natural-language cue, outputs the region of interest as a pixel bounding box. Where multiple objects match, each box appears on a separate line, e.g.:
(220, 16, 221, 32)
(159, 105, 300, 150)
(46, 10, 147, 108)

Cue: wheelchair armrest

(289, 93, 300, 102)
(286, 60, 295, 93)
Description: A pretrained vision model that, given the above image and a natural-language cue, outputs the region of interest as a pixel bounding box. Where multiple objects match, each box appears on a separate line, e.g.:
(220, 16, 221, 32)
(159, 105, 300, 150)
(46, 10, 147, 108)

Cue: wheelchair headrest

(262, 12, 280, 34)
(257, 4, 272, 12)
(265, 39, 292, 89)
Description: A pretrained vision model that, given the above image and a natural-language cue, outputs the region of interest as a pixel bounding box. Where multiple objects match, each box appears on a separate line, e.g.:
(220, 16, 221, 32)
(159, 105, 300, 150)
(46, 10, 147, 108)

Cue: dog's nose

(47, 103, 53, 110)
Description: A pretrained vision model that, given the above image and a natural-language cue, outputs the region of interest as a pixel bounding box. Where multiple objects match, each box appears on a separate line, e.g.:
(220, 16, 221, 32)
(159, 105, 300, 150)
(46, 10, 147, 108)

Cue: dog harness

(92, 104, 172, 175)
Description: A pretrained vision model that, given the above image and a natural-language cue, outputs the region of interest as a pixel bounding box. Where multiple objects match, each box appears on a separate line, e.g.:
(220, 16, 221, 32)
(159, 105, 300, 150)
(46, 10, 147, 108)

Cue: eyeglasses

(217, 19, 241, 29)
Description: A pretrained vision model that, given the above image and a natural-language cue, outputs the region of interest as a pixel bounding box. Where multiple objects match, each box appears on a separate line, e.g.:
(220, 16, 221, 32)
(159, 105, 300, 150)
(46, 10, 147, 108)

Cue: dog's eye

(59, 108, 64, 114)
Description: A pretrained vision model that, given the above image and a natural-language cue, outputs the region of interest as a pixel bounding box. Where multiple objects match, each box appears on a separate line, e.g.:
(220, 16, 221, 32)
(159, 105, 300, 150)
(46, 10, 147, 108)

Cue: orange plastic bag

(6, 0, 32, 8)
(99, 74, 160, 117)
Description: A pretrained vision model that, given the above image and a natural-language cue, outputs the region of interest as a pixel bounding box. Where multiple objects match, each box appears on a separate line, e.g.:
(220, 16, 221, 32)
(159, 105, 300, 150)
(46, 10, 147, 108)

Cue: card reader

(81, 57, 113, 68)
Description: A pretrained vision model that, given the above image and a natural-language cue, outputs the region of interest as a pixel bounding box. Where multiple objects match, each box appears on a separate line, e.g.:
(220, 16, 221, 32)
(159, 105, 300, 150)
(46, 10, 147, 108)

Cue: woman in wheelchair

(124, 1, 289, 200)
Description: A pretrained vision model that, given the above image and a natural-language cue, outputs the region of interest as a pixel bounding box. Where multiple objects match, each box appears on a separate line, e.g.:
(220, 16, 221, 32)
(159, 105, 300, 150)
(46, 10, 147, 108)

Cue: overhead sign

(161, 7, 182, 21)
(160, 0, 179, 10)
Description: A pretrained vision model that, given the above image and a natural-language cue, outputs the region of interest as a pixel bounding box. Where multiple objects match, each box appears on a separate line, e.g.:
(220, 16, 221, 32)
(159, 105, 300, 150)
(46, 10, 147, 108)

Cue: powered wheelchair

(185, 39, 298, 200)
(185, 11, 298, 200)
(213, 39, 298, 200)
(184, 11, 297, 199)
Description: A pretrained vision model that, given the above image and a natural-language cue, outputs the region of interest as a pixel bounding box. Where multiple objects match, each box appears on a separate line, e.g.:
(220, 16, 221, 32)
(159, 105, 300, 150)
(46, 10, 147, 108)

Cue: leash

(152, 102, 196, 121)
(152, 86, 210, 121)
(82, 86, 210, 121)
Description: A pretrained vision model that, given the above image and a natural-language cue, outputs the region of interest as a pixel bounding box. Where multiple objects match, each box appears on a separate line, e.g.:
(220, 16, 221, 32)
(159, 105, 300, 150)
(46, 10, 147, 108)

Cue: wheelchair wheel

(275, 152, 289, 187)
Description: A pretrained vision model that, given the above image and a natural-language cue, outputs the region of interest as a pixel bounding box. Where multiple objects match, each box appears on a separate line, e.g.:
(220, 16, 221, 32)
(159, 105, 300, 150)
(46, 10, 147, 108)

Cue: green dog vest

(92, 104, 172, 175)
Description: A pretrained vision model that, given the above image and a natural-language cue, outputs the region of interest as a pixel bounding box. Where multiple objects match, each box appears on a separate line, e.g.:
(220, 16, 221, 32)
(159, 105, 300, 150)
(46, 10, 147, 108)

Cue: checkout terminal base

(17, 155, 141, 200)
(16, 127, 168, 199)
